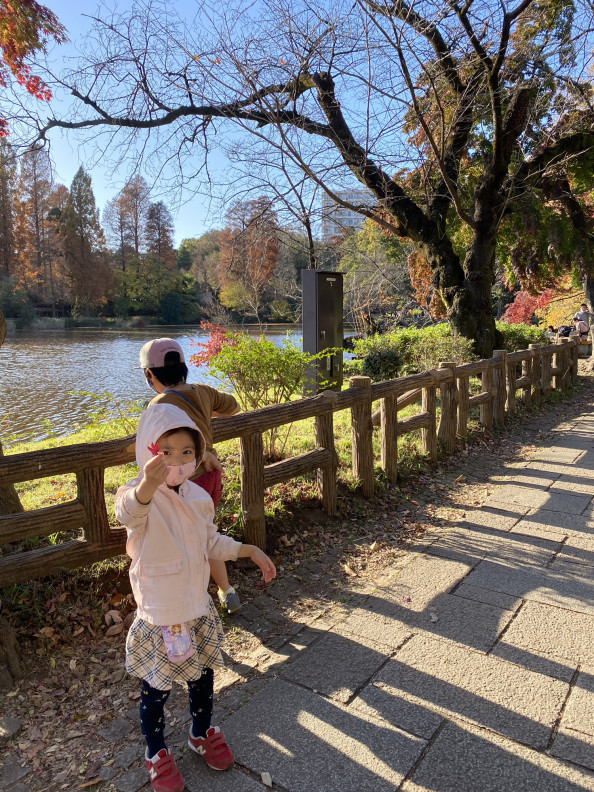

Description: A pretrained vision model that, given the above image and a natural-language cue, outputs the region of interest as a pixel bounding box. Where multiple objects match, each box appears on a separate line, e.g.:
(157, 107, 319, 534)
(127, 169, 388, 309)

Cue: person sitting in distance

(572, 316, 589, 341)
(575, 304, 590, 327)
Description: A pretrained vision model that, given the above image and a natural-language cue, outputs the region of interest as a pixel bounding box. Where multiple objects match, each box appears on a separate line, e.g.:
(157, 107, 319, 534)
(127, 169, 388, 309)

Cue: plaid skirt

(126, 598, 225, 689)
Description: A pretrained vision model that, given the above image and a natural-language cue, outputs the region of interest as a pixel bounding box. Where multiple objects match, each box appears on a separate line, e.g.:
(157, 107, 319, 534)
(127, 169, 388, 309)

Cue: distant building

(321, 189, 374, 243)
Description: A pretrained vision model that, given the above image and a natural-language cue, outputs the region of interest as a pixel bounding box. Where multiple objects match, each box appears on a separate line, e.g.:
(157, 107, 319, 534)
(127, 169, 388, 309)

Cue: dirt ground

(2, 371, 593, 792)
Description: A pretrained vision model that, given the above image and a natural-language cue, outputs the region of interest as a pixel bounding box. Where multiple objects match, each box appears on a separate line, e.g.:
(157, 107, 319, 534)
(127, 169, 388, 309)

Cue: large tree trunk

(424, 233, 498, 358)
(583, 273, 594, 317)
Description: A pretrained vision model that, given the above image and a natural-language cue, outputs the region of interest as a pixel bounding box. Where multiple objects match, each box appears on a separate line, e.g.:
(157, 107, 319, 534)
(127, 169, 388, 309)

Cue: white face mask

(166, 461, 196, 487)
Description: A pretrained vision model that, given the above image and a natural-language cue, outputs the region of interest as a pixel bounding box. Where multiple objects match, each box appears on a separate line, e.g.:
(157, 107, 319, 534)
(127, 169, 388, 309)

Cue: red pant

(191, 468, 223, 508)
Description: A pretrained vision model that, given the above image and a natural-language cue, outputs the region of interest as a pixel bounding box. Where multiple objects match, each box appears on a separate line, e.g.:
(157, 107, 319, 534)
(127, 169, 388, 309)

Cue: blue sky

(40, 0, 224, 245)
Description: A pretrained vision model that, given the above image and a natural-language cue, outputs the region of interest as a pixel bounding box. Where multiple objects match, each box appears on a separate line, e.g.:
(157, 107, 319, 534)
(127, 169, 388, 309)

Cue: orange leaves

(0, 0, 66, 133)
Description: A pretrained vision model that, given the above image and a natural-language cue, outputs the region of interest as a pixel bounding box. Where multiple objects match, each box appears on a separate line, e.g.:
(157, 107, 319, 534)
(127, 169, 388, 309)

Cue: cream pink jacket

(114, 403, 241, 626)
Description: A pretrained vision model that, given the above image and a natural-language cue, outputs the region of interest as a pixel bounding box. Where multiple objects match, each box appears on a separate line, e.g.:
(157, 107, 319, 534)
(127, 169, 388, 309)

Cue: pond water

(0, 326, 302, 444)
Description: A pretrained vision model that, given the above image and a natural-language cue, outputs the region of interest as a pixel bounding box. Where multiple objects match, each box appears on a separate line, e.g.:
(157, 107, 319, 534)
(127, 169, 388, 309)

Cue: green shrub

(352, 323, 477, 380)
(190, 325, 334, 457)
(495, 321, 548, 351)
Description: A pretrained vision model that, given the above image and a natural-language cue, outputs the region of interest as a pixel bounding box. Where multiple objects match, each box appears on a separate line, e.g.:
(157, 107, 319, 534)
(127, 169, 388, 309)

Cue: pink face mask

(165, 461, 196, 487)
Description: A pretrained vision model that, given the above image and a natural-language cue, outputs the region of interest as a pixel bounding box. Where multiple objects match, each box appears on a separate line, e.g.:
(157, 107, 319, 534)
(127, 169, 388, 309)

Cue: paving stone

(513, 509, 594, 538)
(402, 721, 594, 792)
(246, 594, 274, 613)
(112, 766, 149, 792)
(99, 765, 118, 780)
(125, 705, 141, 723)
(485, 484, 592, 514)
(553, 666, 594, 739)
(177, 755, 265, 791)
(281, 630, 394, 702)
(0, 715, 21, 743)
(425, 523, 559, 567)
(0, 761, 30, 788)
(550, 730, 594, 771)
(375, 633, 567, 749)
(223, 678, 426, 792)
(98, 716, 134, 743)
(531, 445, 588, 464)
(464, 558, 594, 615)
(452, 582, 522, 611)
(458, 505, 529, 530)
(490, 601, 594, 681)
(6, 784, 30, 792)
(551, 475, 594, 495)
(341, 586, 513, 653)
(551, 533, 594, 567)
(114, 744, 143, 768)
(349, 681, 444, 740)
(490, 469, 559, 487)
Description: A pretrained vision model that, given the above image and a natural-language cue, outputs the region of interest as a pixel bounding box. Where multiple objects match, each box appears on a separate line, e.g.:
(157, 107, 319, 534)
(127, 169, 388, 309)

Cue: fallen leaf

(79, 780, 102, 789)
(401, 596, 412, 603)
(279, 535, 293, 547)
(69, 659, 77, 671)
(369, 541, 378, 552)
(430, 613, 439, 623)
(342, 564, 357, 577)
(105, 623, 124, 637)
(261, 771, 273, 787)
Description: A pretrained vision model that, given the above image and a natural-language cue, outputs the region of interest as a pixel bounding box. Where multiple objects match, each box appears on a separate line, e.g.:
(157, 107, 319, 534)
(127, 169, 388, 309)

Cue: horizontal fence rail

(0, 337, 579, 587)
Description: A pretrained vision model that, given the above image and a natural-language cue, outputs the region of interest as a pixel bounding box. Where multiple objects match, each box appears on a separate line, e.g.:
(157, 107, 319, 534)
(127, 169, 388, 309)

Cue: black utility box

(302, 269, 343, 392)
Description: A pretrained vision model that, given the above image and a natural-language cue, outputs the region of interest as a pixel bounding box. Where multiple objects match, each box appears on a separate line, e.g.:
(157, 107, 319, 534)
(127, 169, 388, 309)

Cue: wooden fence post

(76, 467, 109, 545)
(541, 346, 552, 396)
(349, 376, 375, 497)
(506, 359, 517, 414)
(492, 350, 507, 426)
(456, 374, 470, 437)
(572, 337, 579, 382)
(314, 411, 338, 515)
(480, 365, 494, 429)
(422, 381, 438, 463)
(438, 362, 457, 453)
(560, 338, 572, 389)
(380, 394, 398, 484)
(240, 432, 266, 549)
(521, 353, 532, 406)
(529, 344, 541, 405)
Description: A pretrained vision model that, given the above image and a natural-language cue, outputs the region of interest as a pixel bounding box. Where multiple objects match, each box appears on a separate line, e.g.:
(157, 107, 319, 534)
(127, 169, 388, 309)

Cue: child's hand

(135, 453, 169, 504)
(202, 451, 223, 472)
(143, 453, 169, 486)
(250, 547, 277, 583)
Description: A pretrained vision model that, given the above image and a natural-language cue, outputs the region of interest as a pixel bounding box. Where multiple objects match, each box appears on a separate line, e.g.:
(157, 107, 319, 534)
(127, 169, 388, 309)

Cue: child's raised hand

(134, 453, 169, 504)
(143, 453, 169, 486)
(249, 547, 277, 583)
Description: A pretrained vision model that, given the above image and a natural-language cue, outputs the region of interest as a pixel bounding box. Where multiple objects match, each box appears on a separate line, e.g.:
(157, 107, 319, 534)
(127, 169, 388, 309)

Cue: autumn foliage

(407, 249, 446, 319)
(500, 289, 555, 325)
(0, 0, 66, 135)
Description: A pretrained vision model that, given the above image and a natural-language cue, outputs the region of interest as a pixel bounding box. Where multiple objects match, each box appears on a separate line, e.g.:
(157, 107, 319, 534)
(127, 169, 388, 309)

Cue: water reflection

(0, 326, 301, 443)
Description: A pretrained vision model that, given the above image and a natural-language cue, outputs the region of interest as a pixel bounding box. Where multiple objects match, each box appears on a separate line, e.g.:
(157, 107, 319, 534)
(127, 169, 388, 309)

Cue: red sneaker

(188, 725, 234, 770)
(145, 748, 185, 792)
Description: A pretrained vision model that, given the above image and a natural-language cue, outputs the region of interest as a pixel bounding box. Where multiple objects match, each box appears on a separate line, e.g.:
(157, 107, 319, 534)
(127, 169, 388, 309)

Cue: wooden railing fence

(0, 337, 579, 587)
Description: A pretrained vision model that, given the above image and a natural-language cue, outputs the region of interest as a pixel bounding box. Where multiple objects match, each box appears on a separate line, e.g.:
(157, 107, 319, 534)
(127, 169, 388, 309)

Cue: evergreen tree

(61, 167, 113, 313)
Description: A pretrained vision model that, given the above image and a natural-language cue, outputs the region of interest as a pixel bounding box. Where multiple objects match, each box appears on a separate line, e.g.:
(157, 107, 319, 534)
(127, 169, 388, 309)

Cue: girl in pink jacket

(115, 403, 276, 792)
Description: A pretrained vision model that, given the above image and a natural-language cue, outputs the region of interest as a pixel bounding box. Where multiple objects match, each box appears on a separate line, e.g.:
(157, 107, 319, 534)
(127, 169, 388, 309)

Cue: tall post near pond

(302, 270, 344, 394)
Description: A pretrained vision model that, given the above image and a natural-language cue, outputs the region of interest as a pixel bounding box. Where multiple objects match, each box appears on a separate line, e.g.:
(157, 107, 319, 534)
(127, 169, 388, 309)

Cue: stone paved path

(4, 397, 594, 791)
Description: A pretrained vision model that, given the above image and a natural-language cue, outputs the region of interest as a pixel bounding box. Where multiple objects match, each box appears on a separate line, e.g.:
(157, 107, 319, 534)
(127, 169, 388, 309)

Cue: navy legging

(140, 668, 214, 757)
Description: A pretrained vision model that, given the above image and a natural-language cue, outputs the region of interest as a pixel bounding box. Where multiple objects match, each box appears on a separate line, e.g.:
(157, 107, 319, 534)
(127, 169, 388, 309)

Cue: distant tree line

(0, 143, 337, 326)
